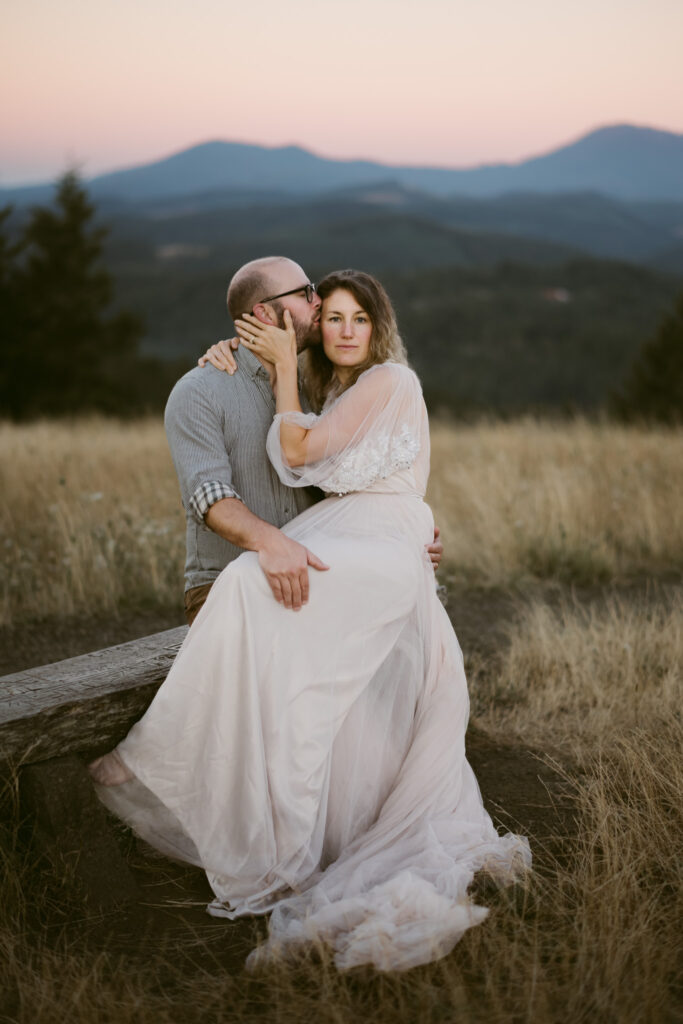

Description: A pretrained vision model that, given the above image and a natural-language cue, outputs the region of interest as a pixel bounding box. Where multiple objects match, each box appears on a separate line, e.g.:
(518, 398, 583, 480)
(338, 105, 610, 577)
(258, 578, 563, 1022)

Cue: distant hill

(6, 169, 682, 283)
(449, 124, 683, 200)
(87, 183, 682, 272)
(310, 186, 683, 266)
(103, 193, 579, 272)
(3, 125, 683, 204)
(107, 252, 681, 414)
(3, 159, 680, 414)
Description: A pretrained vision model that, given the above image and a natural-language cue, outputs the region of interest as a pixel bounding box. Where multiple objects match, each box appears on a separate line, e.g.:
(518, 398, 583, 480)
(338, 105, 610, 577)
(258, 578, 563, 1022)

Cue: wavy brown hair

(301, 269, 409, 412)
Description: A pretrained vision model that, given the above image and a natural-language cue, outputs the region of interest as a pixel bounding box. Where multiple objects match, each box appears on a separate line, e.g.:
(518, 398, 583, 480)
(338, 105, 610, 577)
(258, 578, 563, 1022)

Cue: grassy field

(429, 418, 683, 586)
(1, 416, 681, 627)
(1, 416, 681, 1023)
(0, 418, 185, 627)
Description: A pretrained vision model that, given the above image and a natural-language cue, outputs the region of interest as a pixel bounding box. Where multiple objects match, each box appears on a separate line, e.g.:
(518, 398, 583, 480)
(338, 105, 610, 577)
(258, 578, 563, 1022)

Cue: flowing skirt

(97, 491, 530, 971)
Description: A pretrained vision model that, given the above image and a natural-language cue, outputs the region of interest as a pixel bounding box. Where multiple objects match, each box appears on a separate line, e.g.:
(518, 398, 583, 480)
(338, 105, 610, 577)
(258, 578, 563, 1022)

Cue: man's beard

(275, 306, 321, 352)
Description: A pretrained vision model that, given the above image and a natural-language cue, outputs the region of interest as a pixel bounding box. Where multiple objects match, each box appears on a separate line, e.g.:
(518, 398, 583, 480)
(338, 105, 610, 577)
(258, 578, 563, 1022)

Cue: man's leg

(184, 582, 214, 625)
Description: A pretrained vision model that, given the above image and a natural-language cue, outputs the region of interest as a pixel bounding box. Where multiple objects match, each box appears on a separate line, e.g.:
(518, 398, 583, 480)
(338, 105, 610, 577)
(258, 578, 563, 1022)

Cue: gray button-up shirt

(165, 347, 318, 591)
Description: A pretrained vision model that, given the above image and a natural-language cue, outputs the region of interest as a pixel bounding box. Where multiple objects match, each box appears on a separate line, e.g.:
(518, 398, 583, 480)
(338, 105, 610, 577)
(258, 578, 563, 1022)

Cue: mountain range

(3, 124, 681, 415)
(3, 124, 683, 205)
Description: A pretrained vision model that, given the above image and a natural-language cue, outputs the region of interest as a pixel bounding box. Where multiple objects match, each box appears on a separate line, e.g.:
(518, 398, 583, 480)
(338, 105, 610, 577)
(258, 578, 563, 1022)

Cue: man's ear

(251, 303, 276, 325)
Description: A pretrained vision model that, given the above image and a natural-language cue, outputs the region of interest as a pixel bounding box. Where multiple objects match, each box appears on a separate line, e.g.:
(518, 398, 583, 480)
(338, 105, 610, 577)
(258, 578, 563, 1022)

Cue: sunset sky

(2, 0, 682, 185)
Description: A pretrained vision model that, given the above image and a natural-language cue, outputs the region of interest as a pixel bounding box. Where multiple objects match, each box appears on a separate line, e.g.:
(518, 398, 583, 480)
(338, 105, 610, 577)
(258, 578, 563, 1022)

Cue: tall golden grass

(1, 416, 681, 627)
(0, 418, 185, 626)
(429, 418, 683, 585)
(470, 591, 682, 753)
(1, 415, 681, 1022)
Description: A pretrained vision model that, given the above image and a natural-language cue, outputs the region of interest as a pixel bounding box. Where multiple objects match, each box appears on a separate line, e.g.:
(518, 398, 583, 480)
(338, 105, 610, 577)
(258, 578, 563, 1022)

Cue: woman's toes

(88, 751, 134, 786)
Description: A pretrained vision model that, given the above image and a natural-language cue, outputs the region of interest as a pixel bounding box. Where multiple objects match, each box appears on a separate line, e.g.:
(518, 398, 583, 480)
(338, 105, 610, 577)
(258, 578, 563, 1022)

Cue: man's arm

(165, 373, 327, 611)
(205, 498, 328, 610)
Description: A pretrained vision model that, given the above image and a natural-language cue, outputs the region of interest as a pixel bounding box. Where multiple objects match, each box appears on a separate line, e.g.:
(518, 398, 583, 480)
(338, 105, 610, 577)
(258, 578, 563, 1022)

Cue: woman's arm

(237, 313, 407, 469)
(235, 311, 311, 465)
(197, 337, 239, 374)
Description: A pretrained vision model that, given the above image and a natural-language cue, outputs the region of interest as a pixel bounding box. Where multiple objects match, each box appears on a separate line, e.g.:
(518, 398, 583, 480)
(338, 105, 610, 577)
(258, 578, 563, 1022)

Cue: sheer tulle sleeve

(266, 363, 426, 494)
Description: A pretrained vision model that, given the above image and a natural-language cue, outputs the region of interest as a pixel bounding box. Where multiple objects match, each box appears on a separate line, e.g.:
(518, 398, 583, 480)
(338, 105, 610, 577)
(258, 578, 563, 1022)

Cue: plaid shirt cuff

(189, 480, 242, 524)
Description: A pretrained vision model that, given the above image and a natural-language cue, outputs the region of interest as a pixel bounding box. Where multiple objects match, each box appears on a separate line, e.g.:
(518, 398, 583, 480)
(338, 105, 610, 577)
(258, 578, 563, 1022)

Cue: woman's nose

(341, 319, 354, 338)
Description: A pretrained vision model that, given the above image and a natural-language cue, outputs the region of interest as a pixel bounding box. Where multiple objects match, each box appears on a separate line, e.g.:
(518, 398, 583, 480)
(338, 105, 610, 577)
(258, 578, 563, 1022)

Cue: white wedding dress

(97, 362, 530, 971)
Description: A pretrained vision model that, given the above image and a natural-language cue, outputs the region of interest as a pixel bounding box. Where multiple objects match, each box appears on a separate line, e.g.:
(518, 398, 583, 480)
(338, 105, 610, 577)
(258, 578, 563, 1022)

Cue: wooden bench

(0, 626, 188, 766)
(0, 627, 188, 908)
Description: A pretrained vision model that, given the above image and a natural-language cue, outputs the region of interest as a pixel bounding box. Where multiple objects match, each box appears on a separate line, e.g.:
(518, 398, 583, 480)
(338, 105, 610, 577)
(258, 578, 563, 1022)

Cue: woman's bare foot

(88, 750, 134, 786)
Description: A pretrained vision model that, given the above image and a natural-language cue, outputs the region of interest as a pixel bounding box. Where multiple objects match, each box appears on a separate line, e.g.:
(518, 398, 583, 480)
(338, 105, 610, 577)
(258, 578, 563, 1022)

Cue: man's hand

(198, 338, 240, 374)
(258, 531, 329, 610)
(426, 525, 443, 572)
(204, 499, 328, 610)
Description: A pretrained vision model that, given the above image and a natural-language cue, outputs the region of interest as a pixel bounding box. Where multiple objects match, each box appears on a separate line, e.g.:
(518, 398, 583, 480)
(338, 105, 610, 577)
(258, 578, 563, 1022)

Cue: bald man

(165, 256, 442, 624)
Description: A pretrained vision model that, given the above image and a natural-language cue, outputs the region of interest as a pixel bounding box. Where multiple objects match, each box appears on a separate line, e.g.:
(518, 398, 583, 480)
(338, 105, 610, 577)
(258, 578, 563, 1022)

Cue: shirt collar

(236, 345, 271, 382)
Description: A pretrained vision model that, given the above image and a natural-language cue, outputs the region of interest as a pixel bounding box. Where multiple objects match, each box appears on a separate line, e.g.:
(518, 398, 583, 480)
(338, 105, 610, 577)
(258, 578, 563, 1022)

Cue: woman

(91, 270, 530, 972)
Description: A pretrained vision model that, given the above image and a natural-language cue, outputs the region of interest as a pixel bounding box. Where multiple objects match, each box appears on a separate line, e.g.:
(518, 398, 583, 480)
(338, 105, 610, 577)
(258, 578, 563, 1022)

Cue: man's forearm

(204, 496, 281, 552)
(275, 360, 308, 465)
(204, 495, 330, 611)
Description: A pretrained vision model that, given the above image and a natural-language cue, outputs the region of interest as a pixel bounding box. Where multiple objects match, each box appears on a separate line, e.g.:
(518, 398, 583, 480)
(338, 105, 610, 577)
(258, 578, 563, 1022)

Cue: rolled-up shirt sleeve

(165, 373, 243, 525)
(188, 479, 242, 523)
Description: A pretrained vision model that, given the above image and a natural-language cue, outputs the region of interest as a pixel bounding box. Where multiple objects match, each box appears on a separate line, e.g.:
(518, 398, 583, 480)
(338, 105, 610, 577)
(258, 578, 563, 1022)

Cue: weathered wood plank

(0, 626, 187, 765)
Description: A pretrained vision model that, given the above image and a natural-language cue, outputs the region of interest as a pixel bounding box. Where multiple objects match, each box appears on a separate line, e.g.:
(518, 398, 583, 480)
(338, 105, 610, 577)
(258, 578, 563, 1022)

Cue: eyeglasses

(258, 282, 317, 305)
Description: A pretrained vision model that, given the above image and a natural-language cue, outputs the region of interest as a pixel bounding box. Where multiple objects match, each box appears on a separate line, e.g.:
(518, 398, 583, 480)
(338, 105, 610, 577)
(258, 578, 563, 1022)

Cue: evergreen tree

(1, 171, 145, 418)
(611, 292, 683, 424)
(0, 206, 30, 417)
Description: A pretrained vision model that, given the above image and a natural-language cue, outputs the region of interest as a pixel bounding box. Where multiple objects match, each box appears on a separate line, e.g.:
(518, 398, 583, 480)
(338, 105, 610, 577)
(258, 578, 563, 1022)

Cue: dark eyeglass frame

(258, 282, 317, 305)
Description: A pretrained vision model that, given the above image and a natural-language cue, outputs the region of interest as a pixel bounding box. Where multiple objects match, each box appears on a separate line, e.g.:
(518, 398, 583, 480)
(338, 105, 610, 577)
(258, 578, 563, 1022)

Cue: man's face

(277, 293, 322, 352)
(259, 263, 322, 352)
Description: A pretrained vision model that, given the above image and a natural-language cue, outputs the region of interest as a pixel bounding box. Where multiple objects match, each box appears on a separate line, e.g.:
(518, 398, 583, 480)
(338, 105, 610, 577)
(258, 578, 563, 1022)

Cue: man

(165, 256, 442, 624)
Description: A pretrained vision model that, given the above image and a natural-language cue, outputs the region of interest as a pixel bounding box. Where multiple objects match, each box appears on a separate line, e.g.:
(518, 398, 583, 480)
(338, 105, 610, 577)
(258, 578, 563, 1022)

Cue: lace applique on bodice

(320, 423, 421, 495)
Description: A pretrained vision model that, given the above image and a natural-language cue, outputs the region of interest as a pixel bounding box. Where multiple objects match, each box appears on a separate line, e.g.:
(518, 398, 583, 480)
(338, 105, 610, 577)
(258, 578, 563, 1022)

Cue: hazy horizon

(5, 120, 683, 190)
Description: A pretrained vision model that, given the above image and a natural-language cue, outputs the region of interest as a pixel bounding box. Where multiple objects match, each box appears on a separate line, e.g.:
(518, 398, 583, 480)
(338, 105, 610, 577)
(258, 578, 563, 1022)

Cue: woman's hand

(198, 338, 239, 374)
(235, 310, 297, 370)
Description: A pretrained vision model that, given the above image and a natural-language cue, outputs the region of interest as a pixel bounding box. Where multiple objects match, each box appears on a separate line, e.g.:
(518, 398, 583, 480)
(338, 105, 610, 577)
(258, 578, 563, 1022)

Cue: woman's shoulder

(358, 361, 422, 393)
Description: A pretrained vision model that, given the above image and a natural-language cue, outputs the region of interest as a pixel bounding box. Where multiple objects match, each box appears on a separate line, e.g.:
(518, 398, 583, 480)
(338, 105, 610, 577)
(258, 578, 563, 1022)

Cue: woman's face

(321, 288, 373, 379)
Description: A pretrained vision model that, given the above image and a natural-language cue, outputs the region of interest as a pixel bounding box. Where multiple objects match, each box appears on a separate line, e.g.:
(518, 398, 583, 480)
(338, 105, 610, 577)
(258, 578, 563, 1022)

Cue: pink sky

(2, 0, 683, 185)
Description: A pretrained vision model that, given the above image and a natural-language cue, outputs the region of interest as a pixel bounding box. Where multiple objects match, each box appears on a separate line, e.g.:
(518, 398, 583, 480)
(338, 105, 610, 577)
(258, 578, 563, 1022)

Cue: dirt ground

(51, 716, 572, 979)
(0, 585, 521, 670)
(0, 606, 187, 678)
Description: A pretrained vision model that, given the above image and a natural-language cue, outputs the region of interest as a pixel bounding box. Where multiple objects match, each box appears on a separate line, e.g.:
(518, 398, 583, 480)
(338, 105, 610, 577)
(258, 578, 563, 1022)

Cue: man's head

(227, 257, 321, 352)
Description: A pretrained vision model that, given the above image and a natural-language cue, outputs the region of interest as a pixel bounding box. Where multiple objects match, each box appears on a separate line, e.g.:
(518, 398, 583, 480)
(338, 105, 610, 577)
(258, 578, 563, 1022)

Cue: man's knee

(184, 583, 214, 625)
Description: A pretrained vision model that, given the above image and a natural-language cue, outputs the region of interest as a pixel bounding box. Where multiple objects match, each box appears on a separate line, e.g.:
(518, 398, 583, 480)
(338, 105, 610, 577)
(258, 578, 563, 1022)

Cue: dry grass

(2, 715, 681, 1023)
(457, 589, 681, 1023)
(0, 418, 185, 627)
(428, 417, 683, 585)
(469, 589, 682, 753)
(1, 416, 682, 627)
(1, 416, 682, 1021)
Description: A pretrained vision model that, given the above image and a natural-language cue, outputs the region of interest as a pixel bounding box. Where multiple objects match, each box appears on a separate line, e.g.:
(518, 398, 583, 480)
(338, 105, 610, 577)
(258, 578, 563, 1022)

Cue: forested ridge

(2, 174, 681, 419)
